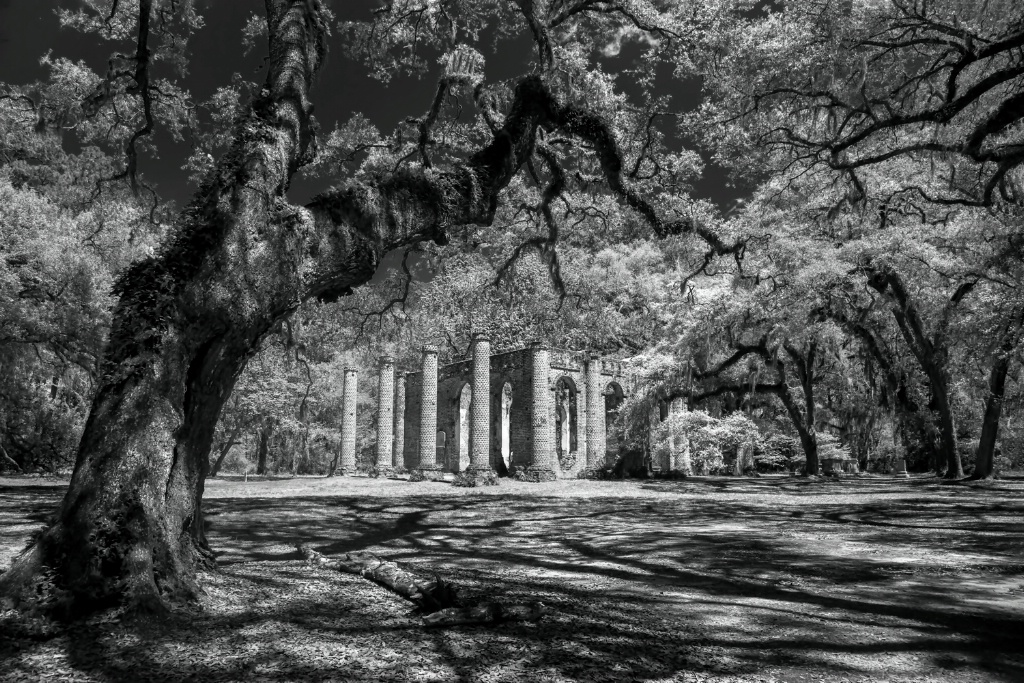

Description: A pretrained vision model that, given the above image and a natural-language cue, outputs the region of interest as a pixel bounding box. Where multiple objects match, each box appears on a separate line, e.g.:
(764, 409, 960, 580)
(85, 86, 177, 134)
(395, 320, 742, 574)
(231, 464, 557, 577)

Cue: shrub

(868, 443, 903, 473)
(758, 434, 799, 472)
(452, 469, 499, 487)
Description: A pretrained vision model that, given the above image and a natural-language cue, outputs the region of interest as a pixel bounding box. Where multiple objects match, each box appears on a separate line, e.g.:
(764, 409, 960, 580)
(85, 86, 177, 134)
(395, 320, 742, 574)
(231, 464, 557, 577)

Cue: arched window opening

(457, 383, 471, 471)
(555, 376, 578, 457)
(605, 382, 625, 458)
(500, 382, 513, 472)
(436, 431, 446, 467)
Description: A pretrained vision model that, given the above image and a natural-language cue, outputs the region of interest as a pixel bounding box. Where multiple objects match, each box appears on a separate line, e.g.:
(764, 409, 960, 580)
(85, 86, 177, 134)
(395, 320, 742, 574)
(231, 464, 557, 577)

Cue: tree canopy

(0, 0, 1022, 620)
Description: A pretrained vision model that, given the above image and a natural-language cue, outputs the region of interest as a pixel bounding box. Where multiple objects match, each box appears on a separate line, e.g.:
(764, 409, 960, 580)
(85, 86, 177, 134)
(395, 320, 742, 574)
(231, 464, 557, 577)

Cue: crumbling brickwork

(373, 342, 634, 480)
(470, 333, 491, 471)
(375, 357, 395, 470)
(339, 367, 358, 475)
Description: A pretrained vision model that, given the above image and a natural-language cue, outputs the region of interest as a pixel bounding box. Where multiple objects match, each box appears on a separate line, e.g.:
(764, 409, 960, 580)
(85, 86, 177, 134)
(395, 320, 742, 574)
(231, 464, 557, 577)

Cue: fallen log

(422, 601, 552, 627)
(298, 545, 555, 627)
(297, 544, 460, 612)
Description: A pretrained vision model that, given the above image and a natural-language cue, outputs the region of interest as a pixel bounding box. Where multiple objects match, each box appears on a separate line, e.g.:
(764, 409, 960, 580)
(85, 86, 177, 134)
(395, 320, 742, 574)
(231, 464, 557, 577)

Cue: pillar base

(894, 458, 909, 478)
(518, 466, 557, 483)
(369, 466, 402, 479)
(334, 468, 355, 477)
(410, 465, 446, 482)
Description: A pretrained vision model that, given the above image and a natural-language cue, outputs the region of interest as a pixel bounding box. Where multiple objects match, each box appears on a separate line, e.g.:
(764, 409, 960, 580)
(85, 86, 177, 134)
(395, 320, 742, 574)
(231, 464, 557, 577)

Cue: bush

(651, 410, 766, 475)
(756, 434, 798, 472)
(452, 469, 499, 487)
(868, 443, 903, 473)
(579, 466, 618, 480)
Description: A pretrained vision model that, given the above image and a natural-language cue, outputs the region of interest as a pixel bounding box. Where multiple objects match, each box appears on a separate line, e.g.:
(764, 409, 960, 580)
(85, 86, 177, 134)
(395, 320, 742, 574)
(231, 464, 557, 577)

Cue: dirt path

(2, 474, 1023, 682)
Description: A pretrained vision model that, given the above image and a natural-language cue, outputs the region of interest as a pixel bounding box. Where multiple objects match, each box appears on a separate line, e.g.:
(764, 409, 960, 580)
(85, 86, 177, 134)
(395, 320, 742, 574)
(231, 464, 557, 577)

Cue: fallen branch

(297, 544, 460, 612)
(298, 544, 554, 627)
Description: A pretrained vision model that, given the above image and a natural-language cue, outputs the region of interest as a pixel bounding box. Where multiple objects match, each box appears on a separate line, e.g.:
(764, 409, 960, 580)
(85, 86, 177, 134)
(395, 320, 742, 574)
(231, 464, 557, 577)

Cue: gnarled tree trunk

(1, 0, 712, 619)
(0, 1, 333, 617)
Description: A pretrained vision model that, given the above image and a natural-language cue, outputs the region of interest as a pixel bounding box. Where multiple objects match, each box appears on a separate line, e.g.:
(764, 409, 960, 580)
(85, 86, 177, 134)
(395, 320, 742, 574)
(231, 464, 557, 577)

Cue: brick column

(339, 367, 357, 475)
(462, 334, 497, 485)
(414, 345, 444, 480)
(469, 333, 492, 471)
(374, 357, 395, 472)
(526, 341, 556, 481)
(585, 354, 605, 471)
(393, 371, 406, 469)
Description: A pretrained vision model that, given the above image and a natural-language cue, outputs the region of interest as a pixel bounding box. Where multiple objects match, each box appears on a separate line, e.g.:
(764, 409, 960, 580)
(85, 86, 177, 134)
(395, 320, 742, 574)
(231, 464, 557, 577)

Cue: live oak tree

(0, 0, 738, 618)
(694, 0, 1024, 478)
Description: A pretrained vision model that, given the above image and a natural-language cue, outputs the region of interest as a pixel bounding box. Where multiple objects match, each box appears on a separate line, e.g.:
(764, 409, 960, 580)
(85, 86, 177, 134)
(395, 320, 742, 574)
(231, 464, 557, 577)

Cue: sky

(0, 0, 736, 210)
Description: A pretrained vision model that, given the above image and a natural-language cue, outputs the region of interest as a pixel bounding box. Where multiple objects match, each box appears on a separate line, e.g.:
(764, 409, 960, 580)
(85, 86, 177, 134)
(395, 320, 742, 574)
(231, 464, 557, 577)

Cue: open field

(2, 474, 1024, 682)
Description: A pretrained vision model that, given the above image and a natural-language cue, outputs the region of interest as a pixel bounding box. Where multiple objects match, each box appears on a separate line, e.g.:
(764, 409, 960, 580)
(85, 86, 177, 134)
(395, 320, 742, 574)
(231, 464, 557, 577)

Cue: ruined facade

(338, 336, 635, 480)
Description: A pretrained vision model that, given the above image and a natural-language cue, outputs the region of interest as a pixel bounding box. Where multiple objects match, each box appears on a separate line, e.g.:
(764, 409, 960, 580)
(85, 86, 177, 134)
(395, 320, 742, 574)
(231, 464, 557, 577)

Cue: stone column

(526, 341, 556, 481)
(414, 345, 444, 480)
(374, 357, 395, 473)
(585, 354, 605, 471)
(339, 367, 357, 475)
(393, 371, 406, 469)
(894, 457, 909, 478)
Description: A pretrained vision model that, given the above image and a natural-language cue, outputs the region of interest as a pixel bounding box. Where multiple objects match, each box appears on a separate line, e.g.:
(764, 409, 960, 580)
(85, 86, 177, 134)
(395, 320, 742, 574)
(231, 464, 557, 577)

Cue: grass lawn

(2, 474, 1023, 682)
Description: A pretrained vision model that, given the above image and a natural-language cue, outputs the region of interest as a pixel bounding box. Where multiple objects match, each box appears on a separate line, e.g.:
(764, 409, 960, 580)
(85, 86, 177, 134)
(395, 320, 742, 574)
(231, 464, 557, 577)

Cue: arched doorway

(435, 431, 446, 468)
(555, 376, 579, 460)
(500, 382, 513, 474)
(456, 382, 471, 473)
(605, 382, 624, 458)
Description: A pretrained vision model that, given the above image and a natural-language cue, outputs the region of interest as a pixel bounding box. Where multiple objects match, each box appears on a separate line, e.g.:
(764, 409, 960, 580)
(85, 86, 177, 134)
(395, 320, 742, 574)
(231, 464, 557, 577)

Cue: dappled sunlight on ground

(2, 474, 1023, 681)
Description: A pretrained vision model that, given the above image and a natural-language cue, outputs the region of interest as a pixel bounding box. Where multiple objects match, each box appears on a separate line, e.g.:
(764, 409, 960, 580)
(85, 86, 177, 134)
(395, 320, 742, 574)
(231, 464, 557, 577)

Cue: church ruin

(335, 334, 634, 480)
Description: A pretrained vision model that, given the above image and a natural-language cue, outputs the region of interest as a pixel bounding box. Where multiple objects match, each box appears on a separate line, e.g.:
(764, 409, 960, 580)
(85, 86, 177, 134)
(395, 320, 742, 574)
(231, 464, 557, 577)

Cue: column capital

(421, 344, 439, 355)
(379, 355, 396, 366)
(471, 331, 491, 343)
(344, 366, 358, 374)
(588, 351, 601, 361)
(529, 339, 548, 351)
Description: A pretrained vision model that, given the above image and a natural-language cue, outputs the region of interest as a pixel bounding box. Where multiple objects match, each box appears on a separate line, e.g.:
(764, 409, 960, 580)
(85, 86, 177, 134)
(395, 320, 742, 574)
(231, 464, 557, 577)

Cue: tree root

(297, 545, 552, 627)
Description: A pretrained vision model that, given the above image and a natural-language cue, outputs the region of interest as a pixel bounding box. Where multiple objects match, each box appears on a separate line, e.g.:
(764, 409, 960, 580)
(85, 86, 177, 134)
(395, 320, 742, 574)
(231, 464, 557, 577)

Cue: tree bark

(326, 451, 339, 477)
(255, 419, 275, 476)
(973, 350, 1013, 479)
(209, 423, 244, 477)
(925, 366, 961, 478)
